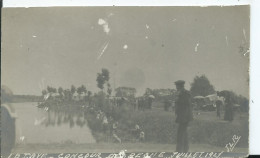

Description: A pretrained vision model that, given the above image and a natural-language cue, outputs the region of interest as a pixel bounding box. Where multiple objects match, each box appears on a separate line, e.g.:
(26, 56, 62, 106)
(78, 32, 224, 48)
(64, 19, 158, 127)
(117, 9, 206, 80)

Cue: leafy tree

(102, 69, 110, 81)
(107, 83, 112, 97)
(76, 85, 87, 96)
(81, 85, 87, 96)
(64, 89, 71, 101)
(217, 90, 249, 112)
(71, 85, 76, 95)
(190, 75, 215, 97)
(42, 89, 47, 96)
(237, 94, 249, 112)
(47, 86, 56, 96)
(77, 87, 82, 96)
(53, 88, 57, 94)
(217, 90, 236, 103)
(97, 73, 105, 90)
(144, 88, 153, 97)
(58, 87, 63, 97)
(87, 91, 92, 105)
(96, 68, 110, 92)
(47, 86, 52, 94)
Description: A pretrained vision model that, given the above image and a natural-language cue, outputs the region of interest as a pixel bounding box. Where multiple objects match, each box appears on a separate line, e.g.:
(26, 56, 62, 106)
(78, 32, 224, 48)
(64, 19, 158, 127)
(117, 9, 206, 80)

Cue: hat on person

(174, 80, 185, 86)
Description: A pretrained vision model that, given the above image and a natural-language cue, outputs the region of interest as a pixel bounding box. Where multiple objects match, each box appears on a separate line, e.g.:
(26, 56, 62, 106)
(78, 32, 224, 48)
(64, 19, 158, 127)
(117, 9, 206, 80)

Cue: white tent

(194, 96, 204, 99)
(205, 94, 218, 101)
(148, 95, 155, 99)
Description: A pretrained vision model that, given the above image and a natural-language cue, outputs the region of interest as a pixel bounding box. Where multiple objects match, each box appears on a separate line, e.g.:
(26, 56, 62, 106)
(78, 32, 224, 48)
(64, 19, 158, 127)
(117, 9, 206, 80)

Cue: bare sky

(1, 6, 249, 97)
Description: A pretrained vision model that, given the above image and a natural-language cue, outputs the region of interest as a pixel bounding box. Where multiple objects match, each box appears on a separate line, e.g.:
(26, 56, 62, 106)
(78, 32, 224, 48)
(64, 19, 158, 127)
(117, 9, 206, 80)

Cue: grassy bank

(84, 103, 248, 148)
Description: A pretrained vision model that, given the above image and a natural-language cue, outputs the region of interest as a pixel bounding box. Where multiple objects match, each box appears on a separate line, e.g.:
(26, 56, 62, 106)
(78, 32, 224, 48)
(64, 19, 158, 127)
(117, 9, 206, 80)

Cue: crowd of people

(112, 96, 153, 111)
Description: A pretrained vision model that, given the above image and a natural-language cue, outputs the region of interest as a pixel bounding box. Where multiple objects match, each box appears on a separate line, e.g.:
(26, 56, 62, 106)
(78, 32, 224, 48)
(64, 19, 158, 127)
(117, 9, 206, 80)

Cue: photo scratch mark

(98, 18, 110, 35)
(123, 44, 128, 50)
(108, 13, 114, 17)
(195, 43, 199, 52)
(103, 25, 110, 34)
(225, 36, 229, 46)
(98, 18, 106, 25)
(172, 19, 177, 22)
(146, 24, 150, 29)
(243, 28, 247, 42)
(97, 42, 109, 60)
(243, 48, 250, 56)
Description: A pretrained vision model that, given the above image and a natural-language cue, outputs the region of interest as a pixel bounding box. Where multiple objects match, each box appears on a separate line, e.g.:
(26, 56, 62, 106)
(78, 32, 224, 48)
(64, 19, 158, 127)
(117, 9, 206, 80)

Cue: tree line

(40, 68, 248, 111)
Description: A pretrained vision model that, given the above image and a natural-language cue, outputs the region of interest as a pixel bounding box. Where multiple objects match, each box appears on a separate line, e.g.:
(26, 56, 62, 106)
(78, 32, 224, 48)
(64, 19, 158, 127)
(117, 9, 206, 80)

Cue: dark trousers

(217, 110, 220, 118)
(176, 122, 189, 152)
(216, 105, 221, 118)
(224, 105, 233, 121)
(217, 109, 221, 118)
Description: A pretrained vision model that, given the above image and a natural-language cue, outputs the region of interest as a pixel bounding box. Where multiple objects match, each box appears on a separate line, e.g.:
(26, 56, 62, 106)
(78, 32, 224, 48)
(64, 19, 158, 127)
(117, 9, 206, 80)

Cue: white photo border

(2, 0, 259, 155)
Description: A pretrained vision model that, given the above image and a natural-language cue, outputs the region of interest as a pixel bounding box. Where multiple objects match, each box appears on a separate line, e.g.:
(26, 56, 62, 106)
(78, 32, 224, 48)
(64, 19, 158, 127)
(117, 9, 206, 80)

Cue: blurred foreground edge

(1, 104, 17, 158)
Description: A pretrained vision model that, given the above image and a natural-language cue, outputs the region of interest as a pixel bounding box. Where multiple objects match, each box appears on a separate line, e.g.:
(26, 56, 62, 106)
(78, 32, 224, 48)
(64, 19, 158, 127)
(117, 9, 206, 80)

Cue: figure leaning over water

(174, 80, 193, 153)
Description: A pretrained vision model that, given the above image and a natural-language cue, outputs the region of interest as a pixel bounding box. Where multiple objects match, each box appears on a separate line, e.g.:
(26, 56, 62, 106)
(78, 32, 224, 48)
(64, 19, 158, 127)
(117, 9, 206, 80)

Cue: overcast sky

(1, 6, 249, 97)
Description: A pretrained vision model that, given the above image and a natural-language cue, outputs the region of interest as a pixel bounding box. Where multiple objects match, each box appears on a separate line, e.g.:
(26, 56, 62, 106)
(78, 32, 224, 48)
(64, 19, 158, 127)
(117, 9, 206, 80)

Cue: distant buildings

(115, 87, 137, 98)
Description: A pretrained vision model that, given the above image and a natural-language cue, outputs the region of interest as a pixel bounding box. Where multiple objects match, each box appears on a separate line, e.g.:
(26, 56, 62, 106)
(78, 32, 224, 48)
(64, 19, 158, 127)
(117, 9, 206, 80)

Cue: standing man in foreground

(174, 80, 193, 152)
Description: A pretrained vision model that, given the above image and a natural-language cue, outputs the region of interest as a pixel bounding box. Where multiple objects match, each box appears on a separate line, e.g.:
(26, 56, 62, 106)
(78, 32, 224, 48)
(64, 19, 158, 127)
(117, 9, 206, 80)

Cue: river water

(11, 102, 96, 144)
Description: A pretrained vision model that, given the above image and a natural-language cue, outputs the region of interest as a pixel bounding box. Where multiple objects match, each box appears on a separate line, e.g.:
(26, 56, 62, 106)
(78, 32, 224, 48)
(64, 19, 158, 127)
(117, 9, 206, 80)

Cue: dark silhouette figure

(174, 80, 193, 153)
(224, 97, 234, 122)
(215, 100, 222, 118)
(1, 86, 16, 157)
(217, 91, 234, 122)
(1, 105, 16, 157)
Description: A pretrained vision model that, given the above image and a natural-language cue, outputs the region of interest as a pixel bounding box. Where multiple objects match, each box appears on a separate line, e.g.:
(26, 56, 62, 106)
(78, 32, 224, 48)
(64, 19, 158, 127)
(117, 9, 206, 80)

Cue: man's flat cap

(174, 80, 185, 85)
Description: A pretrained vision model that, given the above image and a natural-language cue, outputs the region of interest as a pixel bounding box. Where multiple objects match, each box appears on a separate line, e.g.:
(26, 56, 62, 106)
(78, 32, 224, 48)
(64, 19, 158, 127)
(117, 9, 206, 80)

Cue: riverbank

(36, 96, 249, 148)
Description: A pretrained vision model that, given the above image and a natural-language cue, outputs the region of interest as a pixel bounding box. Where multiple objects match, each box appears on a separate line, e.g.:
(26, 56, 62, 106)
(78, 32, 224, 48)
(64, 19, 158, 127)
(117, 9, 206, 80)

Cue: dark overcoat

(175, 90, 193, 123)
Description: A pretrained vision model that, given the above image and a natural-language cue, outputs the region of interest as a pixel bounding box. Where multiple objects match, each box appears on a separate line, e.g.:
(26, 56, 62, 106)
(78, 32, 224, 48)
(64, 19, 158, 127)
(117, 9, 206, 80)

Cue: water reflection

(39, 105, 88, 128)
(12, 102, 96, 144)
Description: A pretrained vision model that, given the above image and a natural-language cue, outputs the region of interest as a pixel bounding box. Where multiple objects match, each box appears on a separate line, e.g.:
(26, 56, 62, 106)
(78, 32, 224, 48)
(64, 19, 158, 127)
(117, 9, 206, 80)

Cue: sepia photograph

(1, 6, 250, 157)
